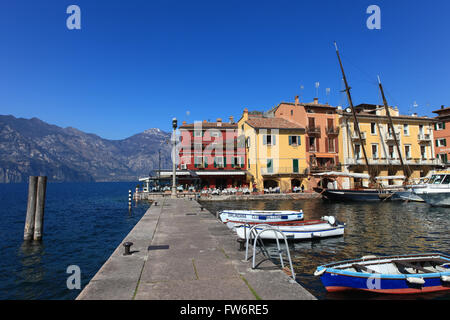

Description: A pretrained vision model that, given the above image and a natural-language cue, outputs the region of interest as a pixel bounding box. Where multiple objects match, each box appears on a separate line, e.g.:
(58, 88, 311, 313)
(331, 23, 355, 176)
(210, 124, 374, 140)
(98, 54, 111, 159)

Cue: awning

(375, 176, 406, 180)
(312, 153, 337, 159)
(196, 171, 247, 176)
(312, 171, 370, 179)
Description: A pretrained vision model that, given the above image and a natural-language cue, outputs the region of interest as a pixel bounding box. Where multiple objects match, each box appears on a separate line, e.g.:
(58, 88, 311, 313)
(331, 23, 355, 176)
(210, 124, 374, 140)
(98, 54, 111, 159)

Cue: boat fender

(314, 268, 326, 276)
(441, 275, 450, 283)
(361, 255, 377, 260)
(406, 277, 425, 285)
(327, 216, 336, 226)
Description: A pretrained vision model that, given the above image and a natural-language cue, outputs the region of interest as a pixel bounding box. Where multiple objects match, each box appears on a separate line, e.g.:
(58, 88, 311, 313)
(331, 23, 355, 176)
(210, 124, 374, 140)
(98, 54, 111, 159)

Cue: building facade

(178, 117, 248, 189)
(433, 106, 450, 165)
(339, 104, 439, 188)
(238, 108, 308, 192)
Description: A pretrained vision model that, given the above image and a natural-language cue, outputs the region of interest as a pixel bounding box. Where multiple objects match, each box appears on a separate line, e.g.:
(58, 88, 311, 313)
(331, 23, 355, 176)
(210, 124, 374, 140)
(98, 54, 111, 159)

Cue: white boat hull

(420, 191, 450, 207)
(235, 221, 345, 240)
(219, 210, 303, 228)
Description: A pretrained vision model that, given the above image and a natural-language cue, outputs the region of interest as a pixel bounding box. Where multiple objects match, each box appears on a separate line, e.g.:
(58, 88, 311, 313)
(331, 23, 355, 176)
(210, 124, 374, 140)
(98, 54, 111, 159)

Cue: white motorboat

(219, 210, 303, 229)
(234, 216, 345, 240)
(412, 172, 450, 207)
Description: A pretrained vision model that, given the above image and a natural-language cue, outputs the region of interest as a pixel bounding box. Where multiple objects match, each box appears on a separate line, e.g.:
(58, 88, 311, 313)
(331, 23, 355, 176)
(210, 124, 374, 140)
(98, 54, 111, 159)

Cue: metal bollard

(154, 201, 158, 206)
(123, 242, 133, 255)
(237, 239, 246, 251)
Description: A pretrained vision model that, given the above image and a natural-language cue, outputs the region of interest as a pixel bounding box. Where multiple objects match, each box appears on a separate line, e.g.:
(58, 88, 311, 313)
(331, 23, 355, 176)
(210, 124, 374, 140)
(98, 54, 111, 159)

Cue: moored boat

(219, 210, 303, 228)
(314, 253, 450, 294)
(413, 172, 450, 207)
(234, 216, 345, 240)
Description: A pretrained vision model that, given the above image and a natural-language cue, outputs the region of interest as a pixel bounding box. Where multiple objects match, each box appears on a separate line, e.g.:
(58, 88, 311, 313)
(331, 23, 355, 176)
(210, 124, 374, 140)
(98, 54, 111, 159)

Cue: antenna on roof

(326, 88, 330, 104)
(300, 85, 304, 102)
(315, 82, 320, 99)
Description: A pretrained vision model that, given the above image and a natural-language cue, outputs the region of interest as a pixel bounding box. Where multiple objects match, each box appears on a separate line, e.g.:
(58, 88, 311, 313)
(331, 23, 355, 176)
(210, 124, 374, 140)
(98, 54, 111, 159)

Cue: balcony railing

(306, 126, 321, 136)
(261, 167, 306, 175)
(309, 164, 342, 173)
(351, 131, 366, 140)
(417, 133, 432, 142)
(385, 132, 401, 141)
(326, 126, 340, 135)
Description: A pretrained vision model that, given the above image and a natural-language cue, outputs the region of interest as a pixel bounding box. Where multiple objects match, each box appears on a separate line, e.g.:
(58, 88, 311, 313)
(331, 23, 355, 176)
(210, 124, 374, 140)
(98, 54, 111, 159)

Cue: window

(388, 145, 395, 159)
(267, 159, 273, 173)
(420, 146, 427, 159)
(328, 138, 335, 153)
(214, 156, 224, 168)
(404, 145, 411, 159)
(372, 144, 379, 159)
(210, 131, 221, 138)
(309, 137, 316, 152)
(403, 124, 409, 136)
(194, 156, 202, 167)
(293, 159, 299, 173)
(193, 130, 202, 137)
(355, 144, 361, 159)
(289, 135, 301, 146)
(290, 110, 294, 116)
(439, 154, 448, 164)
(419, 125, 424, 135)
(263, 135, 276, 146)
(436, 139, 447, 147)
(436, 122, 446, 130)
(370, 123, 376, 135)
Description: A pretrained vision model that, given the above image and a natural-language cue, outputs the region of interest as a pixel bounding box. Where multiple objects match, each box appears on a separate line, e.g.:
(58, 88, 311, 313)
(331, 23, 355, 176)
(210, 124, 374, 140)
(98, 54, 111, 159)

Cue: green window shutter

(262, 135, 267, 145)
(272, 135, 276, 145)
(436, 140, 439, 147)
(443, 122, 446, 129)
(444, 139, 447, 147)
(204, 158, 208, 168)
(298, 136, 301, 145)
(289, 136, 292, 145)
(214, 157, 217, 168)
(224, 156, 227, 166)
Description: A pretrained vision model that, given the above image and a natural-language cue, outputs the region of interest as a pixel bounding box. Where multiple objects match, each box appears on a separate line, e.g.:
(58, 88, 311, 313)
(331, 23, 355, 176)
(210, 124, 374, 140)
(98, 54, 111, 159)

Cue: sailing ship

(314, 43, 410, 202)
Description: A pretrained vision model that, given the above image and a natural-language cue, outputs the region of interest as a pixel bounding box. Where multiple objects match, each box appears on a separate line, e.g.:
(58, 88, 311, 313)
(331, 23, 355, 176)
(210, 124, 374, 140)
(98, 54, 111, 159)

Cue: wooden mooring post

(33, 176, 47, 241)
(24, 176, 47, 241)
(24, 176, 38, 241)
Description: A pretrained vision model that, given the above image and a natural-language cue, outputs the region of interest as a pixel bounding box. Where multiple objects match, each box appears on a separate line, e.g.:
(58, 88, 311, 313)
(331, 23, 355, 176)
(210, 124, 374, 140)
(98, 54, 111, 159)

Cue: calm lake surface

(200, 199, 450, 300)
(0, 182, 149, 300)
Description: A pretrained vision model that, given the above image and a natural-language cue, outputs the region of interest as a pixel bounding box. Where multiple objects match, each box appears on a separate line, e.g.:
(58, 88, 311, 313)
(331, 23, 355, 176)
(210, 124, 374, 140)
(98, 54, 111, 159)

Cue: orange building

(269, 97, 340, 173)
(433, 105, 450, 165)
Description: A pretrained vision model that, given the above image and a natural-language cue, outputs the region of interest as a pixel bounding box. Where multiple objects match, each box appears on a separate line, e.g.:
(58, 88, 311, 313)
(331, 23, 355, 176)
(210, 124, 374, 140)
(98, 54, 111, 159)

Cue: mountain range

(0, 115, 172, 183)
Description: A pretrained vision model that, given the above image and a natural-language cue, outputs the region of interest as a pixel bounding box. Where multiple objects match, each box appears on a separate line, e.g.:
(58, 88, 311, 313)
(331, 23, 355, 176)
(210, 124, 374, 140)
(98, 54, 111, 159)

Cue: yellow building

(237, 108, 308, 192)
(338, 104, 439, 188)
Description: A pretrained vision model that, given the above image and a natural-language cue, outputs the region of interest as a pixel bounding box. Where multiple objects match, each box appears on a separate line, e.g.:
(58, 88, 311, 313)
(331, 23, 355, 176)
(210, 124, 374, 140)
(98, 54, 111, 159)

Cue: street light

(171, 117, 178, 198)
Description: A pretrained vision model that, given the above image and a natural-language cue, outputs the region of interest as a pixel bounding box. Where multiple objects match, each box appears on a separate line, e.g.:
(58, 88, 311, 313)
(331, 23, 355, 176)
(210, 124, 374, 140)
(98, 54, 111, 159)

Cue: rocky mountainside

(0, 115, 172, 183)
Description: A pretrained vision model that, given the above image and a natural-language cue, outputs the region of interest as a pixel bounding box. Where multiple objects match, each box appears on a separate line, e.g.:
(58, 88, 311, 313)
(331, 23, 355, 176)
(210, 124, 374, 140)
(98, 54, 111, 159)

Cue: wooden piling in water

(33, 176, 47, 241)
(24, 176, 38, 241)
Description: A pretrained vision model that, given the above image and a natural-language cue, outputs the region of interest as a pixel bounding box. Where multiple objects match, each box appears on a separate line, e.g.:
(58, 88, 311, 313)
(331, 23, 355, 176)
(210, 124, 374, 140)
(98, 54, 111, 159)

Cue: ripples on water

(200, 199, 450, 300)
(0, 183, 149, 300)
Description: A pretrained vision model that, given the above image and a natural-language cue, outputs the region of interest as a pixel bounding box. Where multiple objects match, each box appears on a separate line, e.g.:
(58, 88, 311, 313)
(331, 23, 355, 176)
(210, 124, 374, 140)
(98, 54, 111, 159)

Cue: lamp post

(171, 117, 178, 198)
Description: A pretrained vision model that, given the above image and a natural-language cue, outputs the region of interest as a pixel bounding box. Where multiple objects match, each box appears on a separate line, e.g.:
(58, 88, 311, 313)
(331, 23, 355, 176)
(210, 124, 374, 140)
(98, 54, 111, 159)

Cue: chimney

(216, 118, 222, 126)
(243, 108, 249, 121)
(229, 116, 234, 124)
(203, 120, 207, 124)
(442, 105, 445, 109)
(313, 98, 319, 104)
(182, 121, 187, 125)
(295, 96, 299, 106)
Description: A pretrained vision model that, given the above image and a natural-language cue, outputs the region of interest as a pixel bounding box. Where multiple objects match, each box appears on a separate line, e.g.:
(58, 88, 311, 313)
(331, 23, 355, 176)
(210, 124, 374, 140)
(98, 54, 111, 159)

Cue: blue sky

(0, 0, 449, 139)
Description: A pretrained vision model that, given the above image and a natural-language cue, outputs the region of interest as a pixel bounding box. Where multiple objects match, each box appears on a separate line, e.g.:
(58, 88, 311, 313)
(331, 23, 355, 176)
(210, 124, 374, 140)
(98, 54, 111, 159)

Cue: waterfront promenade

(77, 198, 316, 300)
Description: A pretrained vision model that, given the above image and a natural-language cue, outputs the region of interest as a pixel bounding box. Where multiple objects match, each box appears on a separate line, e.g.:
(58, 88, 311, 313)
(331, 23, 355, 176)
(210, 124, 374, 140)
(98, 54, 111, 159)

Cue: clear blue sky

(1, 0, 449, 139)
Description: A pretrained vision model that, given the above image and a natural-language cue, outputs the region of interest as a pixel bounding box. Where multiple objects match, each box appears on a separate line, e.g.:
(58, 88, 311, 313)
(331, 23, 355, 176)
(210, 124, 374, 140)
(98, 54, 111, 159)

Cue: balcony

(385, 132, 401, 141)
(351, 131, 366, 141)
(261, 167, 306, 176)
(306, 126, 321, 136)
(326, 126, 340, 136)
(417, 133, 432, 142)
(309, 164, 342, 173)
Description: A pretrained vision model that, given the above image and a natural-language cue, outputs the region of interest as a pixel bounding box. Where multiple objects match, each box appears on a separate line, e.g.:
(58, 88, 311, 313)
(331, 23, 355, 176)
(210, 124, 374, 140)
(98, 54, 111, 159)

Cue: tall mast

(377, 76, 411, 183)
(334, 42, 375, 184)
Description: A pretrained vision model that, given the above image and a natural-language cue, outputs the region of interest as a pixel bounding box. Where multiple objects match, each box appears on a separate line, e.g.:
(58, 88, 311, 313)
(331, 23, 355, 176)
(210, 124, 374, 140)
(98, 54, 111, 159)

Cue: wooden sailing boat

(315, 43, 401, 202)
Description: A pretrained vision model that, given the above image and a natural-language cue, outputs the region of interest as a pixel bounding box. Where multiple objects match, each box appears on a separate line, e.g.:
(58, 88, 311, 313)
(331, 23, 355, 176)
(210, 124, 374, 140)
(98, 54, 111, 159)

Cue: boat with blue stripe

(314, 253, 450, 294)
(219, 210, 303, 228)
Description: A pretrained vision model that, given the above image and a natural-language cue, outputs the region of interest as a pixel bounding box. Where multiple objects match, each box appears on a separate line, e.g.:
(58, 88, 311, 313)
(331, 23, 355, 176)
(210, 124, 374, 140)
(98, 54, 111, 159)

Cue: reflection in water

(200, 199, 450, 300)
(17, 241, 46, 299)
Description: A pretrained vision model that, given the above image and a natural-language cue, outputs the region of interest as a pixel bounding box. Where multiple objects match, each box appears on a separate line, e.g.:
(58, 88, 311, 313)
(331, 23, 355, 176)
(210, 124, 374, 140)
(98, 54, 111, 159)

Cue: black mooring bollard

(237, 239, 246, 251)
(123, 242, 133, 255)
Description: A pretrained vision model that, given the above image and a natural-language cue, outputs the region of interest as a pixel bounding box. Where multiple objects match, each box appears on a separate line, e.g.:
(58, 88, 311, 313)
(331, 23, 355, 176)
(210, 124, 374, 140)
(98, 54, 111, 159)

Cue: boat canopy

(312, 172, 370, 179)
(375, 176, 406, 180)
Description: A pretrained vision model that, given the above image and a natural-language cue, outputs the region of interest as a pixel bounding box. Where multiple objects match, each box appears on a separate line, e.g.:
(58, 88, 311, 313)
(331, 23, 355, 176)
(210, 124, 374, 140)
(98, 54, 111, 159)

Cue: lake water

(0, 182, 149, 300)
(200, 199, 450, 300)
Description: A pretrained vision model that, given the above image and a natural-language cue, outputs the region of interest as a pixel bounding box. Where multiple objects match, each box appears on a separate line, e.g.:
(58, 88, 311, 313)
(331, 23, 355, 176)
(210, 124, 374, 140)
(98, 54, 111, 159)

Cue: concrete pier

(77, 198, 316, 300)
